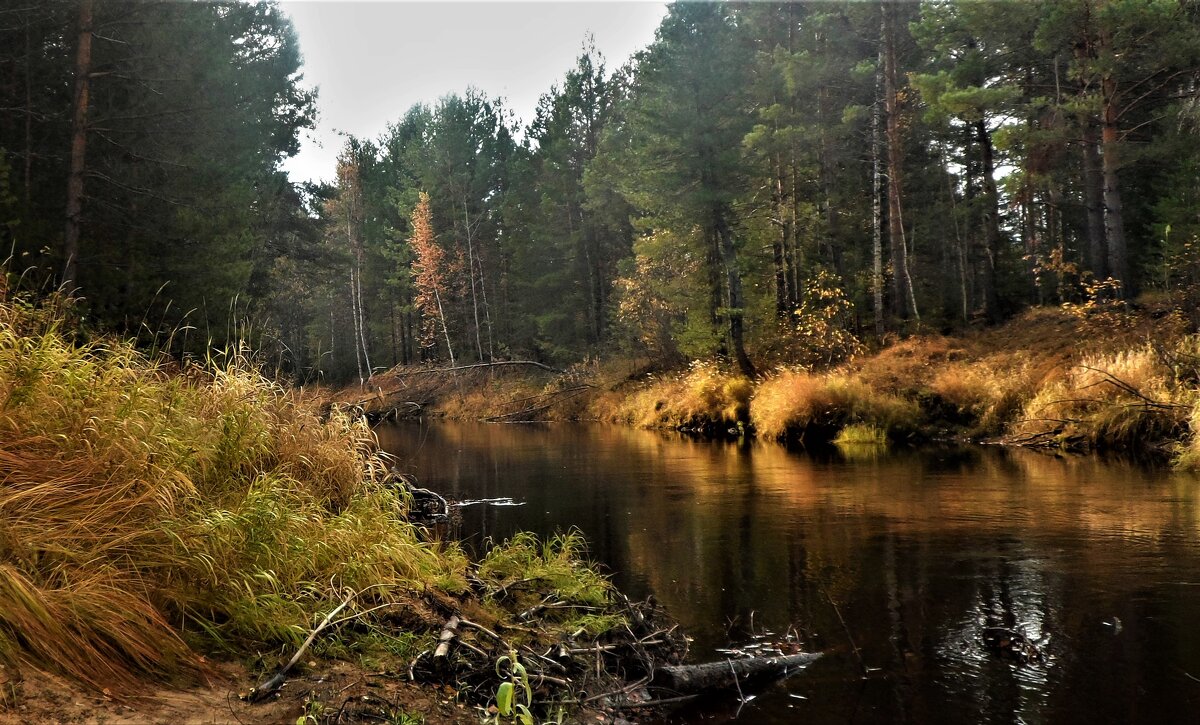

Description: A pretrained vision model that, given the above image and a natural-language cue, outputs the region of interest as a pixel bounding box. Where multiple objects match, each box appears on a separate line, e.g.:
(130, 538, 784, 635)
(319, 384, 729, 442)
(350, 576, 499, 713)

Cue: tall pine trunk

(715, 209, 754, 378)
(354, 255, 373, 378)
(975, 119, 1001, 321)
(63, 0, 94, 292)
(882, 2, 918, 323)
(462, 204, 485, 361)
(872, 59, 885, 337)
(773, 162, 791, 318)
(1082, 120, 1107, 280)
(1100, 75, 1128, 296)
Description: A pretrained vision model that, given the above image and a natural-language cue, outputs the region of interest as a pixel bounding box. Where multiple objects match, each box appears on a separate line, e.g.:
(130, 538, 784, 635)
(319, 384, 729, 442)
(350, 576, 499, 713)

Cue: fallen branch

(1077, 365, 1189, 409)
(433, 615, 461, 661)
(391, 360, 563, 378)
(484, 386, 593, 422)
(655, 652, 821, 693)
(248, 589, 358, 702)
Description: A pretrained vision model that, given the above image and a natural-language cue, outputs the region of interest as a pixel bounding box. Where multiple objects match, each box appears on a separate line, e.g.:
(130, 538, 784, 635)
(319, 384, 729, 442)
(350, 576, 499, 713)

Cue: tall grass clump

(614, 361, 751, 433)
(477, 531, 621, 637)
(928, 358, 1038, 437)
(751, 368, 918, 443)
(0, 294, 470, 690)
(1012, 343, 1196, 451)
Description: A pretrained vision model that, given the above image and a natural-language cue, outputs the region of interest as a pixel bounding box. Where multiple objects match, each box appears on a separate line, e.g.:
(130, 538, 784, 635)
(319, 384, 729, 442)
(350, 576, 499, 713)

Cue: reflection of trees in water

(379, 422, 1200, 723)
(933, 538, 1054, 724)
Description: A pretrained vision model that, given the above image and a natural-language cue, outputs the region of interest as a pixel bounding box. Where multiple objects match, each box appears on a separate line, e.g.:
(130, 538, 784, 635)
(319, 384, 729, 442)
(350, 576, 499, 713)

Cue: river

(376, 421, 1200, 723)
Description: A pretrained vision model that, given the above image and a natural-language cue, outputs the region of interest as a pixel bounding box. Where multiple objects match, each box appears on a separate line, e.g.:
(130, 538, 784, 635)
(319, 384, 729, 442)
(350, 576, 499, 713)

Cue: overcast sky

(278, 1, 668, 184)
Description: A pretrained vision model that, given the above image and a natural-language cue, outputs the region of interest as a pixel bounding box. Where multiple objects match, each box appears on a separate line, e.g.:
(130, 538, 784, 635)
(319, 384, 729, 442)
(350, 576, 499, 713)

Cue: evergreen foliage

(3, 1, 1200, 379)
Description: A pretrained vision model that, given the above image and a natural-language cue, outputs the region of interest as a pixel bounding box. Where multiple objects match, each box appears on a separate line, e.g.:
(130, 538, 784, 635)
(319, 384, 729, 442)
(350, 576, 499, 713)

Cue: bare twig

(248, 589, 358, 702)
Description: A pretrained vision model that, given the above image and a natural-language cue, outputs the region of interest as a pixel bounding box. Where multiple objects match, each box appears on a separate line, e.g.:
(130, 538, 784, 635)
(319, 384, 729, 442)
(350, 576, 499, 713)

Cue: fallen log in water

(656, 652, 821, 693)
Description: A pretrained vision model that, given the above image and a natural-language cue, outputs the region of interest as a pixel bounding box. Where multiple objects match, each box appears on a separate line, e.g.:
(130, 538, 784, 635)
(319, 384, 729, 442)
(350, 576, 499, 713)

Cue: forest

(2, 0, 1200, 383)
(5, 3, 1200, 721)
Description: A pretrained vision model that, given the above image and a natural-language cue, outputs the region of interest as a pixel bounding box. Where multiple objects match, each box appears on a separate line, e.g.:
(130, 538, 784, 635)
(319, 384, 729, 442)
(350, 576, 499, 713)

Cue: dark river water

(376, 421, 1200, 724)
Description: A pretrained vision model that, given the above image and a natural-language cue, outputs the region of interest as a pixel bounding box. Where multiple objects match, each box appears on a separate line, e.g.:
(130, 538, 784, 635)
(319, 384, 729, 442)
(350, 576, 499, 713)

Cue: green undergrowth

(0, 293, 618, 693)
(476, 531, 623, 638)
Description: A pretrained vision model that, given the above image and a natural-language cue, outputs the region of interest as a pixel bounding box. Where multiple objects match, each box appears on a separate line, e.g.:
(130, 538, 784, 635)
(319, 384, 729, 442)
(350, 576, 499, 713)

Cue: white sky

(278, 1, 668, 184)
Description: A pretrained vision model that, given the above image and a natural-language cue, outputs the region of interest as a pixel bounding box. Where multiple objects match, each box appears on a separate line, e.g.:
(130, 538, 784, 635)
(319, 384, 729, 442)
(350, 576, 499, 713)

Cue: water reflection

(376, 422, 1200, 723)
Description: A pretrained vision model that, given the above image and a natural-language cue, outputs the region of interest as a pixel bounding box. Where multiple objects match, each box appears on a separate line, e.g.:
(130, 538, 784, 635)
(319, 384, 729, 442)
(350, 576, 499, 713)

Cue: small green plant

(490, 650, 534, 725)
(834, 423, 888, 446)
(386, 710, 424, 725)
(296, 696, 325, 725)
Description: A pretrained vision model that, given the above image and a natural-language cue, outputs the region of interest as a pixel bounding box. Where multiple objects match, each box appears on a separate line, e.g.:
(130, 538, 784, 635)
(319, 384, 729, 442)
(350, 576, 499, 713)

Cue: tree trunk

(938, 141, 969, 323)
(773, 164, 791, 318)
(23, 11, 34, 214)
(882, 2, 918, 323)
(872, 60, 885, 337)
(1082, 120, 1107, 280)
(818, 77, 843, 277)
(350, 268, 364, 383)
(462, 203, 485, 361)
(355, 255, 373, 378)
(1100, 75, 1128, 297)
(434, 287, 455, 367)
(63, 0, 94, 292)
(715, 210, 754, 378)
(975, 119, 1001, 321)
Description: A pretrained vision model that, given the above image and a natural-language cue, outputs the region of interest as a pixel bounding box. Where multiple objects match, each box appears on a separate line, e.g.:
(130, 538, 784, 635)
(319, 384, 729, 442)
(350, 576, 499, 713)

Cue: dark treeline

(0, 0, 314, 347)
(3, 1, 1199, 382)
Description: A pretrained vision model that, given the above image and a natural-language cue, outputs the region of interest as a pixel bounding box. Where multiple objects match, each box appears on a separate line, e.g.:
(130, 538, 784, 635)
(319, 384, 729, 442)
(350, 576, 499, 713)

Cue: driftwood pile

(408, 592, 822, 718)
(409, 592, 692, 712)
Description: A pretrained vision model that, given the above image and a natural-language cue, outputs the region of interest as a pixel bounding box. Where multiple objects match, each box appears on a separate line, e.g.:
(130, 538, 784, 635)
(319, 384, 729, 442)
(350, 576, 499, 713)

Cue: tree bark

(1081, 120, 1107, 280)
(872, 54, 885, 336)
(716, 210, 754, 378)
(462, 203, 485, 361)
(882, 2, 918, 323)
(773, 164, 791, 318)
(975, 119, 1001, 321)
(1100, 74, 1128, 297)
(63, 0, 95, 292)
(355, 254, 373, 378)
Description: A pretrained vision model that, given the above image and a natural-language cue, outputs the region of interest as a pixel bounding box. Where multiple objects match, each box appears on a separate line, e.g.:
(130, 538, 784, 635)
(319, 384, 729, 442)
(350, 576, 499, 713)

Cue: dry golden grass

(751, 368, 918, 442)
(929, 357, 1040, 436)
(1012, 343, 1196, 451)
(0, 295, 475, 690)
(607, 361, 751, 431)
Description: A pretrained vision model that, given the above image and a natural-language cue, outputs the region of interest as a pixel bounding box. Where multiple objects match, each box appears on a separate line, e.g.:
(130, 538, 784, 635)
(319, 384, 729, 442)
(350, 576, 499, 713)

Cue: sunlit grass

(751, 367, 918, 443)
(834, 423, 888, 446)
(608, 361, 751, 432)
(1013, 342, 1198, 452)
(0, 294, 477, 690)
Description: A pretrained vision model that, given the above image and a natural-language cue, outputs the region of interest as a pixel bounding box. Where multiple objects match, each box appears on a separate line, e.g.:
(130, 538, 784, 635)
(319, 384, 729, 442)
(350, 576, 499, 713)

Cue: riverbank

(344, 296, 1200, 465)
(0, 295, 680, 723)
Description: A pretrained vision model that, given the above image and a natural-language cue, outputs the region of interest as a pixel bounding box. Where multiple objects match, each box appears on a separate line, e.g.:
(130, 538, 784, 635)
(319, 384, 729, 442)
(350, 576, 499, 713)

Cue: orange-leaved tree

(409, 192, 454, 364)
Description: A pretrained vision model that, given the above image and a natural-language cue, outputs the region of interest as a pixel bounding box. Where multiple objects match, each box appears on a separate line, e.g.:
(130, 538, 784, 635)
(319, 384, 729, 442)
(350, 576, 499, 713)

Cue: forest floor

(338, 295, 1200, 462)
(0, 661, 476, 725)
